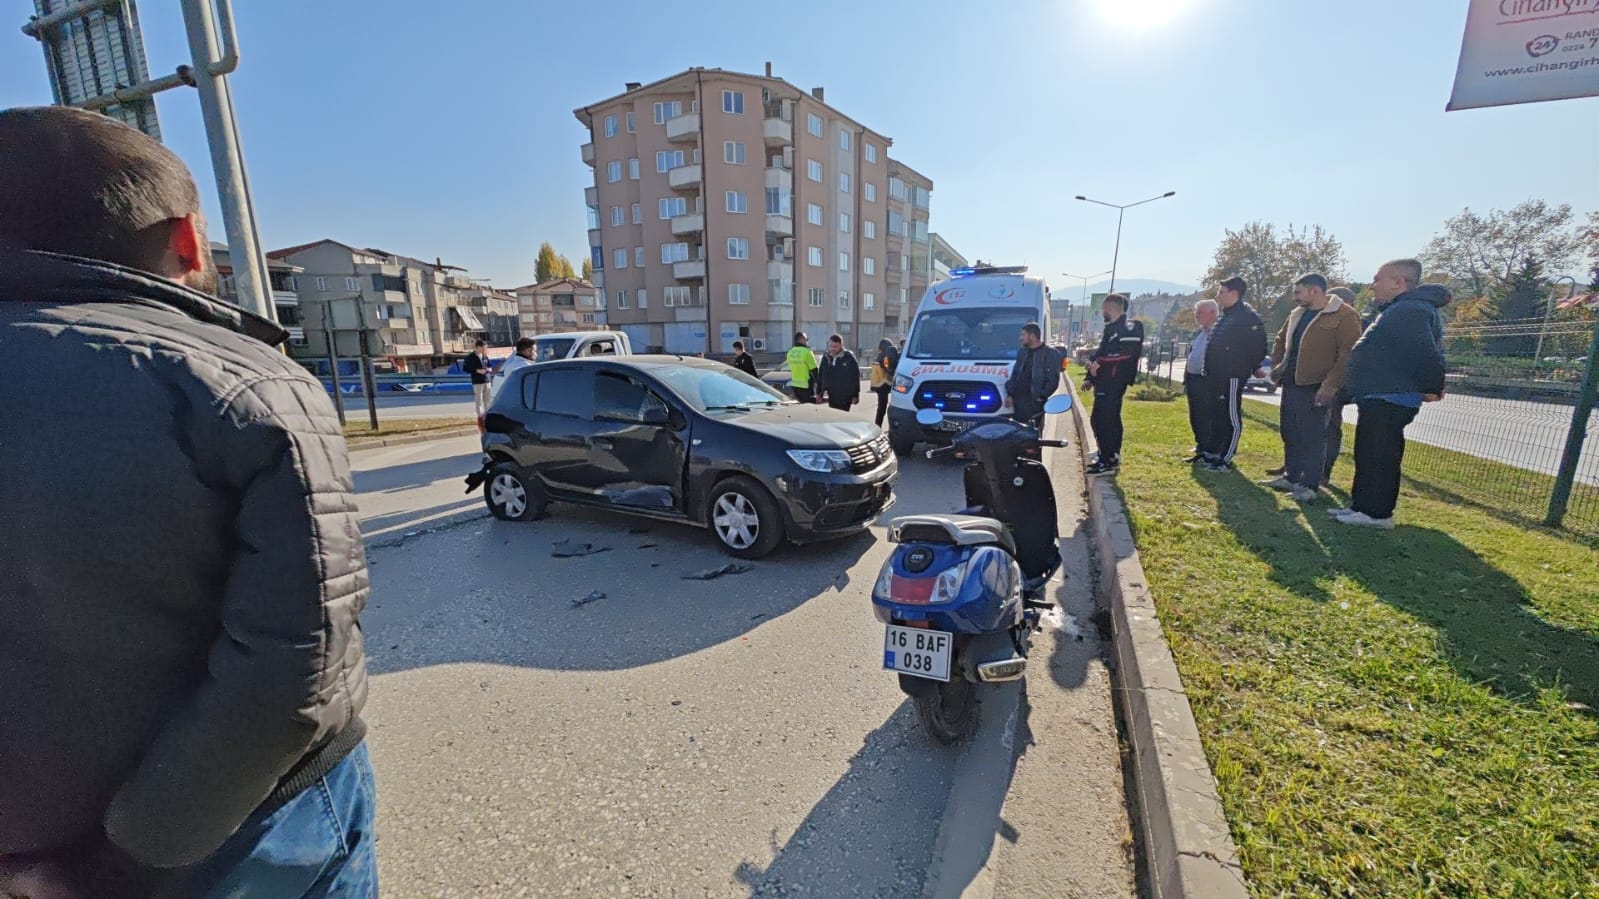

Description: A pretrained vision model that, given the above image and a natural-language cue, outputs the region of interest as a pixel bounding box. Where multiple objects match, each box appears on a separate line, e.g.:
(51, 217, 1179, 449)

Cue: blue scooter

(869, 393, 1073, 743)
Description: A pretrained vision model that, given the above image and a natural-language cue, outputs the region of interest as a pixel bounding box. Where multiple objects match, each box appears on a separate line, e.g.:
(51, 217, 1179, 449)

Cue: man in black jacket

(0, 107, 373, 898)
(1084, 296, 1142, 475)
(1005, 322, 1064, 425)
(816, 333, 861, 411)
(463, 338, 491, 415)
(730, 340, 760, 378)
(1201, 275, 1269, 471)
(1331, 260, 1449, 529)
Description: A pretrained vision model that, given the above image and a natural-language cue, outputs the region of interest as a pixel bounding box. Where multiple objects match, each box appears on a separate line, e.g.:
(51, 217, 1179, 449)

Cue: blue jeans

(166, 742, 378, 899)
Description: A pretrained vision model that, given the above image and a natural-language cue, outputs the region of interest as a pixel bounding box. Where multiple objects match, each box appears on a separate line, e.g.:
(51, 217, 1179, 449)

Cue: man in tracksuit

(1084, 294, 1143, 475)
(1201, 276, 1269, 471)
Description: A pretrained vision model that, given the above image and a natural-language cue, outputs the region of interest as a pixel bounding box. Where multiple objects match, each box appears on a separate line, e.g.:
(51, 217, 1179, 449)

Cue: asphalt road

(349, 405, 1134, 897)
(1242, 389, 1598, 485)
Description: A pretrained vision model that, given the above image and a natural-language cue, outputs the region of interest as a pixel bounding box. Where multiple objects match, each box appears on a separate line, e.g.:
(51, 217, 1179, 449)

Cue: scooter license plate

(884, 625, 952, 682)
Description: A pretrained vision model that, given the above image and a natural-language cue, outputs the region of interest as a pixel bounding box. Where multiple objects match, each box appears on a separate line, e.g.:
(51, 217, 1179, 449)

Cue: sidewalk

(350, 434, 485, 545)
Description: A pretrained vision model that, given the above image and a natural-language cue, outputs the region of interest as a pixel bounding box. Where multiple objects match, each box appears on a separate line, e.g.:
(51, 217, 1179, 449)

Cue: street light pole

(1061, 269, 1112, 343)
(1536, 275, 1579, 366)
(1074, 191, 1177, 295)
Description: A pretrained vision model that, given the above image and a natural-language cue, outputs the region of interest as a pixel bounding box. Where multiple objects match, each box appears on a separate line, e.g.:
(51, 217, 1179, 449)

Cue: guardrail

(319, 374, 476, 396)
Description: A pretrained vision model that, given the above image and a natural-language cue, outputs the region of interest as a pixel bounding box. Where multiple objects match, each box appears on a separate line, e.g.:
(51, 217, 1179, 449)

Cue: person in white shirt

(1182, 299, 1219, 462)
(490, 338, 537, 401)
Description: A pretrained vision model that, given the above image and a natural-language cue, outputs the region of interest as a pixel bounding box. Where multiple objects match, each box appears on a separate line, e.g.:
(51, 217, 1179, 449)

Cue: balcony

(762, 116, 792, 147)
(671, 213, 704, 236)
(668, 164, 702, 191)
(764, 167, 792, 192)
(584, 186, 597, 206)
(581, 142, 594, 166)
(767, 259, 793, 282)
(673, 259, 706, 280)
(272, 290, 299, 306)
(665, 112, 699, 143)
(588, 227, 602, 249)
(764, 214, 793, 237)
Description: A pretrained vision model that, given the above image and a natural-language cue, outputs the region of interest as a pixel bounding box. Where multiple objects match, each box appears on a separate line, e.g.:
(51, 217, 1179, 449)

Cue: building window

(728, 237, 749, 260)
(722, 90, 744, 115)
(863, 257, 876, 275)
(839, 172, 850, 194)
(888, 210, 905, 236)
(635, 246, 645, 267)
(661, 242, 689, 264)
(659, 196, 687, 219)
(653, 101, 682, 124)
(629, 158, 640, 180)
(630, 203, 641, 224)
(864, 220, 877, 239)
(899, 288, 908, 305)
(614, 249, 628, 269)
(637, 288, 647, 308)
(807, 113, 823, 137)
(344, 276, 359, 292)
(604, 115, 617, 137)
(864, 182, 877, 203)
(728, 283, 750, 304)
(839, 128, 850, 151)
(588, 205, 600, 229)
(626, 111, 636, 133)
(839, 290, 851, 310)
(724, 140, 746, 165)
(807, 159, 822, 182)
(839, 212, 850, 233)
(890, 177, 907, 201)
(597, 291, 607, 310)
(808, 246, 823, 267)
(807, 203, 824, 226)
(616, 289, 628, 309)
(865, 142, 877, 163)
(915, 186, 931, 210)
(315, 276, 328, 291)
(726, 190, 747, 214)
(770, 279, 793, 305)
(839, 252, 850, 272)
(607, 161, 622, 183)
(611, 206, 623, 226)
(766, 187, 791, 217)
(656, 149, 685, 172)
(864, 292, 876, 310)
(808, 287, 825, 307)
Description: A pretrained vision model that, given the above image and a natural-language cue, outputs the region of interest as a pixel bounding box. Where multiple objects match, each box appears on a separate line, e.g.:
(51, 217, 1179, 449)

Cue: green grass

(1099, 394, 1599, 897)
(342, 417, 475, 446)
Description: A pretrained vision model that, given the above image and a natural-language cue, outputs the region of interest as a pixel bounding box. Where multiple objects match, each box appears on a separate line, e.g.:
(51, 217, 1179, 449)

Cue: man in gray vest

(1182, 298, 1219, 462)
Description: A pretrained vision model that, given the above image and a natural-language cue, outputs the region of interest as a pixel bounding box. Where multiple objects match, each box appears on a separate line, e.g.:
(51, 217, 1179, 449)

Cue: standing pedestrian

(1332, 260, 1449, 528)
(1083, 297, 1143, 475)
(817, 334, 862, 412)
(463, 338, 492, 416)
(730, 339, 759, 378)
(1321, 286, 1361, 482)
(869, 337, 900, 427)
(786, 332, 819, 403)
(1261, 273, 1362, 501)
(1200, 276, 1269, 471)
(1182, 298, 1220, 462)
(1006, 322, 1065, 425)
(491, 336, 538, 400)
(0, 107, 374, 898)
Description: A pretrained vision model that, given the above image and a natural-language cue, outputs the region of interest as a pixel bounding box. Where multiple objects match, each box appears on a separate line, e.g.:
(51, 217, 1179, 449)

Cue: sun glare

(1095, 0, 1195, 29)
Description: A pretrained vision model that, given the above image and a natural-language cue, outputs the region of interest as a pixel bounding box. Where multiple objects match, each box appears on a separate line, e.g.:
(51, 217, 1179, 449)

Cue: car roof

(537, 354, 720, 370)
(536, 331, 620, 340)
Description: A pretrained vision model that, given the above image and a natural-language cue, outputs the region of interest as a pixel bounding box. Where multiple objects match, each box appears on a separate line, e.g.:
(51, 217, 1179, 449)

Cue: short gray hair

(1383, 258, 1423, 290)
(1194, 298, 1219, 315)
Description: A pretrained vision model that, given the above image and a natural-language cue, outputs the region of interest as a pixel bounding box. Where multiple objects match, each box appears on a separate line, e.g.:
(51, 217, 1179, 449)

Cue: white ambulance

(886, 265, 1051, 454)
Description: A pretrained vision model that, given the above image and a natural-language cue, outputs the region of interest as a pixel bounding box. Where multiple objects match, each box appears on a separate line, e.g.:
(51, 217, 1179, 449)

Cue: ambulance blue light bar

(949, 265, 1029, 277)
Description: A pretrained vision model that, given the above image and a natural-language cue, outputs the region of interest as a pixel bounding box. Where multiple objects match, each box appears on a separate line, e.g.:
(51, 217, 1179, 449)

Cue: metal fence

(1136, 322, 1599, 542)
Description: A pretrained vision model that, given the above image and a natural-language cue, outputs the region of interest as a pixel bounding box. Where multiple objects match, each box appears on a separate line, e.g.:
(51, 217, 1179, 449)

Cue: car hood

(715, 403, 877, 447)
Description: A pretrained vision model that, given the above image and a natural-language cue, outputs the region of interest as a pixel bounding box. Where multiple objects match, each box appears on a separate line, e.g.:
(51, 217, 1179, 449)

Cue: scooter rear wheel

(914, 678, 978, 744)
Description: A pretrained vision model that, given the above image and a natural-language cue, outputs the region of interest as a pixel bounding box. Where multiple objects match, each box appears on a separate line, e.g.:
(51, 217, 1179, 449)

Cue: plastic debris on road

(552, 539, 611, 558)
(683, 563, 753, 580)
(570, 590, 606, 608)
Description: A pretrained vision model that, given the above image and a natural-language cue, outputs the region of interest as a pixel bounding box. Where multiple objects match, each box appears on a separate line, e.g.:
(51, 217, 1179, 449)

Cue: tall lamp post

(1061, 269, 1113, 343)
(1074, 191, 1176, 294)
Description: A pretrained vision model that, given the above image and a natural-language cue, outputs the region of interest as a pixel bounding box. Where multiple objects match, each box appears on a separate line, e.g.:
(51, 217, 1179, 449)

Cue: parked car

(470, 356, 898, 558)
(1244, 373, 1277, 394)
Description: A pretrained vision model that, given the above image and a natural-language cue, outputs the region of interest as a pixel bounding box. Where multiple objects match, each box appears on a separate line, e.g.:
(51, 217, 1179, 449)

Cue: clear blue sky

(5, 0, 1596, 290)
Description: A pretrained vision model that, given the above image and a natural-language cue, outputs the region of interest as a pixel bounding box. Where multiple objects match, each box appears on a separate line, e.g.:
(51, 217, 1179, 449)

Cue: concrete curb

(346, 426, 478, 452)
(1070, 381, 1248, 899)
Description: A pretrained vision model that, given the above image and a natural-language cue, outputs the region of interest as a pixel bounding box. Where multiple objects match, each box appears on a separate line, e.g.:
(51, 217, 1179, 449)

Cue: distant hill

(1075, 278, 1198, 298)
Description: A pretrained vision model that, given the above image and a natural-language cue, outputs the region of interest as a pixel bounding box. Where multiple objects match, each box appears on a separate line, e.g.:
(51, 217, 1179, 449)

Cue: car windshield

(533, 338, 575, 361)
(907, 308, 1034, 360)
(652, 365, 789, 412)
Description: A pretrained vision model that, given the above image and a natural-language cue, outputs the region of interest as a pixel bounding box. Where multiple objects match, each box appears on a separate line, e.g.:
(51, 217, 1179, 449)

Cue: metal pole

(325, 325, 346, 426)
(178, 0, 273, 322)
(354, 300, 380, 431)
(1545, 314, 1599, 527)
(1109, 208, 1124, 295)
(1536, 276, 1577, 365)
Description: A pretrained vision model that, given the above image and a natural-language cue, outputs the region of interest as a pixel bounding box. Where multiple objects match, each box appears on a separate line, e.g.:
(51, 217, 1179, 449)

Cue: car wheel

(890, 435, 915, 456)
(484, 462, 545, 522)
(709, 476, 784, 559)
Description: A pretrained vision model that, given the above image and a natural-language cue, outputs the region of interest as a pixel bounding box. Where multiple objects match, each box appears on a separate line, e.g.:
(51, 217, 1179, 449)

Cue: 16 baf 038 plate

(883, 624, 952, 682)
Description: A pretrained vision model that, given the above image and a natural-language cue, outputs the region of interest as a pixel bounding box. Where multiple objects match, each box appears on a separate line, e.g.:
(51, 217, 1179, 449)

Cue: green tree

(1421, 199, 1581, 299)
(534, 242, 561, 284)
(1491, 256, 1546, 356)
(557, 255, 577, 279)
(1201, 222, 1347, 330)
(581, 256, 594, 281)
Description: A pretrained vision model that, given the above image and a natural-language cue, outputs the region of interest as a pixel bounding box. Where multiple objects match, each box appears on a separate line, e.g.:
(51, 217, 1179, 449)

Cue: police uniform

(1086, 315, 1144, 465)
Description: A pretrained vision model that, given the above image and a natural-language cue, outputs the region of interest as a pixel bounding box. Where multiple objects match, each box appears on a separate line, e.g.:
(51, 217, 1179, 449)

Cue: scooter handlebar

(1037, 439, 1069, 448)
(925, 445, 959, 460)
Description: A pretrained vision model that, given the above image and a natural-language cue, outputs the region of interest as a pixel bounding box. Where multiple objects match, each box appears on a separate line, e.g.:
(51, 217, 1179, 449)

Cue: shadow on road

(352, 449, 481, 495)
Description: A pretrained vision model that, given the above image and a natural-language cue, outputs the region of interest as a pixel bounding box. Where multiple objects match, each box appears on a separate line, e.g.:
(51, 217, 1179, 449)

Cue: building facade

(929, 232, 968, 283)
(513, 278, 604, 336)
(575, 66, 933, 357)
(211, 243, 307, 352)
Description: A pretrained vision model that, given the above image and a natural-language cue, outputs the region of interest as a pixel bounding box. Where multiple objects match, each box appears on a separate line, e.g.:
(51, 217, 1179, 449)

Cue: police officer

(1084, 294, 1143, 476)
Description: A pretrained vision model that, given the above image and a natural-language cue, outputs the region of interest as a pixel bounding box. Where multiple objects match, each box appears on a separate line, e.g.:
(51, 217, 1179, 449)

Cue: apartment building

(210, 243, 308, 353)
(513, 278, 604, 336)
(930, 232, 968, 283)
(462, 281, 520, 348)
(882, 161, 936, 339)
(575, 65, 933, 356)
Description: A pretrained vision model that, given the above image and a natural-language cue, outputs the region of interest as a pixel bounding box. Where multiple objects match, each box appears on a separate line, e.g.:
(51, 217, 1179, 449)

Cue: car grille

(912, 380, 1003, 414)
(846, 434, 893, 473)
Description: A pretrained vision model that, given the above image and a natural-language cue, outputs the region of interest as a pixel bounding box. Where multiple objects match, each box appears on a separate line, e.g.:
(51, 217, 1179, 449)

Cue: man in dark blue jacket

(1084, 295, 1142, 475)
(1200, 276, 1269, 471)
(1331, 260, 1449, 528)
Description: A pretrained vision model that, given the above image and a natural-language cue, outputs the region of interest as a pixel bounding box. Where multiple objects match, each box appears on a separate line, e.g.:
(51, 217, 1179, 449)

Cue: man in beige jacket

(1262, 273, 1363, 501)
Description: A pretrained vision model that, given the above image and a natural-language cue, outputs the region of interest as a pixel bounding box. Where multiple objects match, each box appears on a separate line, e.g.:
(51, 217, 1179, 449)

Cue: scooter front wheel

(914, 677, 979, 744)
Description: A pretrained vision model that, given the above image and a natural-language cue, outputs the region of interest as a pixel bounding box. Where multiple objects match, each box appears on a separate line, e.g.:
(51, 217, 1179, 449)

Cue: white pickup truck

(490, 330, 632, 397)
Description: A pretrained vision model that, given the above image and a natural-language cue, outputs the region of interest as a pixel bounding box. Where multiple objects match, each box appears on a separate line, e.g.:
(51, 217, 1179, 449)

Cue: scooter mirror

(915, 408, 945, 427)
(1043, 394, 1074, 415)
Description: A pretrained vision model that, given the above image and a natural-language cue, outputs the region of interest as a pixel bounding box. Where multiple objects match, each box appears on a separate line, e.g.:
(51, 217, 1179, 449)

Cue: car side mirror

(641, 405, 672, 427)
(1043, 394, 1073, 415)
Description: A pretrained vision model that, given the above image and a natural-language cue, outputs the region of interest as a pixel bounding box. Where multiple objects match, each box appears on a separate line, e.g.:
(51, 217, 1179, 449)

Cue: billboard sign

(1448, 0, 1599, 111)
(27, 0, 162, 138)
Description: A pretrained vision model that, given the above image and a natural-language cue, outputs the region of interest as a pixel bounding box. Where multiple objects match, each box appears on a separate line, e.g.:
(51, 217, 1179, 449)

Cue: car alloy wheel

(490, 472, 528, 519)
(713, 491, 760, 550)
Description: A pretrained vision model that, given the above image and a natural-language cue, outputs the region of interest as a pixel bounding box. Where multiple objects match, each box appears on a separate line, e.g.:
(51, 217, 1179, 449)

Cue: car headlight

(893, 374, 913, 394)
(786, 449, 853, 473)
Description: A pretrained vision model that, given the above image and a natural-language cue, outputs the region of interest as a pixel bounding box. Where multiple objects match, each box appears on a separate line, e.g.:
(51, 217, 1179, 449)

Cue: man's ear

(166, 213, 204, 276)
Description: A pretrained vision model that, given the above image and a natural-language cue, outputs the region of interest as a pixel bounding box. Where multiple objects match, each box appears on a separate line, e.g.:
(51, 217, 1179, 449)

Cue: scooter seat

(889, 514, 1017, 556)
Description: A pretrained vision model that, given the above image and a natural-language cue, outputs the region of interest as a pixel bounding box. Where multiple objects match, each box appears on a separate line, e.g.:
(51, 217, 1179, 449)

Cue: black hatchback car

(469, 356, 898, 558)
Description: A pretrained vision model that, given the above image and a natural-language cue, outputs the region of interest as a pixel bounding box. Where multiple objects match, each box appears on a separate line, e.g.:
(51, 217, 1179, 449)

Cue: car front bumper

(772, 458, 899, 542)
